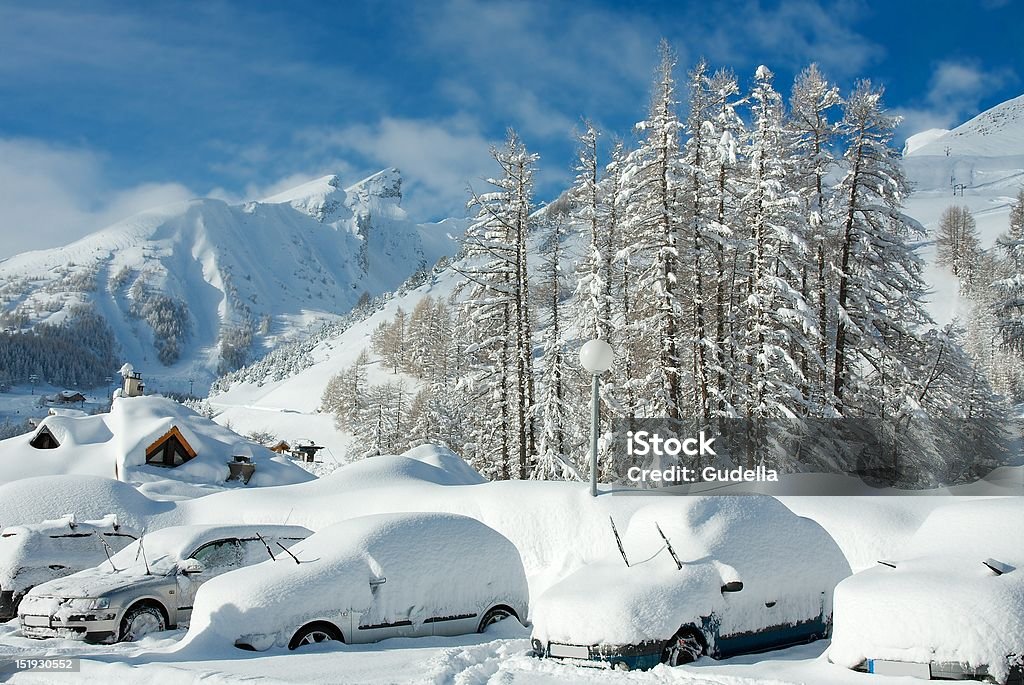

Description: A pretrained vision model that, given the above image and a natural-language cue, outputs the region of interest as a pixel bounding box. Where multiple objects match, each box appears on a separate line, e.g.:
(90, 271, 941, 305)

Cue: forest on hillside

(319, 43, 1024, 486)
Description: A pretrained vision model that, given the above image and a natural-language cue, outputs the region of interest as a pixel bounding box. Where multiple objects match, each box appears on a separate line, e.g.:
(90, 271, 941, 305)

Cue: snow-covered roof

(0, 395, 314, 489)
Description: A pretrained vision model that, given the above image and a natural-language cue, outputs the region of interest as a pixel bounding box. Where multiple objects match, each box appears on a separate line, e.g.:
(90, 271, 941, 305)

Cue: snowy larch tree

(831, 80, 932, 415)
(459, 130, 538, 479)
(787, 63, 841, 409)
(620, 39, 686, 419)
(994, 189, 1024, 356)
(535, 211, 580, 480)
(935, 205, 981, 290)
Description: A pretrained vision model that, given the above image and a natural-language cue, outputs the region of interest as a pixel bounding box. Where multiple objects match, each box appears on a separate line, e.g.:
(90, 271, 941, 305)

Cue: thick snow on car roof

(181, 512, 527, 650)
(532, 496, 850, 646)
(829, 498, 1024, 683)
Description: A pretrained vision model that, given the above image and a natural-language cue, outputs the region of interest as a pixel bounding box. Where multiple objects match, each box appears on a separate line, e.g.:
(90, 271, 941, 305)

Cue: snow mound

(0, 395, 314, 489)
(531, 496, 850, 646)
(182, 512, 528, 651)
(400, 444, 487, 484)
(319, 453, 483, 488)
(0, 475, 169, 531)
(829, 498, 1024, 683)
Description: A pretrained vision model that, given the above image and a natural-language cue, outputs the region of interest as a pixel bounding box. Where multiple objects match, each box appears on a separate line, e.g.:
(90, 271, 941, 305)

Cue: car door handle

(765, 601, 776, 608)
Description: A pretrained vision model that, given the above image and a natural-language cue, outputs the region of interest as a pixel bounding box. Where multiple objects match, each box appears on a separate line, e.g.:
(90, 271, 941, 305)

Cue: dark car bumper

(533, 638, 666, 671)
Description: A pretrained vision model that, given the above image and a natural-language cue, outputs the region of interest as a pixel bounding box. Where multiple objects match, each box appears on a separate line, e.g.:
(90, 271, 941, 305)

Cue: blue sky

(0, 0, 1021, 258)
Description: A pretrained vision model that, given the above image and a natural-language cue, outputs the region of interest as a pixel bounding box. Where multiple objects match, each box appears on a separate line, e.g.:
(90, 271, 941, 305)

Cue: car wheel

(478, 606, 516, 633)
(288, 622, 343, 650)
(119, 603, 167, 642)
(663, 628, 704, 666)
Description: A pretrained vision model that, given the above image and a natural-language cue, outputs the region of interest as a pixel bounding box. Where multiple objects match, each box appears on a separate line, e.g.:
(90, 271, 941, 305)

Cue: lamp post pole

(590, 373, 600, 497)
(579, 339, 614, 498)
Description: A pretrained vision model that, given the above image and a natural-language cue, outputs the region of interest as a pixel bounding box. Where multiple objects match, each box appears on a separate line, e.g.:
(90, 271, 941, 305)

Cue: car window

(190, 539, 243, 571)
(238, 538, 278, 566)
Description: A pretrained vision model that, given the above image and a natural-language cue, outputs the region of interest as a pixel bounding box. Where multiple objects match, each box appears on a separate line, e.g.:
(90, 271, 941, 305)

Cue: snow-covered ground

(0, 619, 954, 685)
(0, 445, 1007, 684)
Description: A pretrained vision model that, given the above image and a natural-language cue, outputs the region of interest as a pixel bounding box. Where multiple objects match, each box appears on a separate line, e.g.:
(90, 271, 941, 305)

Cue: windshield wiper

(256, 532, 277, 561)
(97, 536, 121, 572)
(276, 542, 301, 565)
(135, 530, 151, 575)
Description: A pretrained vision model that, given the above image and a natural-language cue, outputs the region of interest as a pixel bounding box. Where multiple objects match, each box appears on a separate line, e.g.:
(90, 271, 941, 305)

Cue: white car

(18, 524, 311, 642)
(184, 512, 530, 651)
(829, 498, 1024, 684)
(0, 515, 138, 622)
(530, 496, 851, 670)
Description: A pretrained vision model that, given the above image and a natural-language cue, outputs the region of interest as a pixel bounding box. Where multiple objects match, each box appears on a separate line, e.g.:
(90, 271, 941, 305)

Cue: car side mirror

(179, 558, 206, 575)
(721, 581, 744, 593)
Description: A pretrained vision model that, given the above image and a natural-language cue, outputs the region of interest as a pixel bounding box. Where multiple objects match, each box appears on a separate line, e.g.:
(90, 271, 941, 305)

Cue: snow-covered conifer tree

(831, 81, 932, 415)
(620, 40, 686, 419)
(787, 63, 840, 407)
(459, 130, 538, 479)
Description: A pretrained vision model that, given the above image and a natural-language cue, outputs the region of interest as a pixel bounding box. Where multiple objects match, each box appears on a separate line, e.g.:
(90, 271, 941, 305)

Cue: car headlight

(67, 597, 110, 610)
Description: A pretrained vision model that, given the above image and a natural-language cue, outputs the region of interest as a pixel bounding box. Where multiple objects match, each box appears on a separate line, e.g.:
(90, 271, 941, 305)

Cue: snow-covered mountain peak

(0, 166, 459, 392)
(261, 174, 347, 223)
(906, 93, 1024, 158)
(902, 93, 1024, 192)
(902, 128, 949, 156)
(345, 168, 402, 204)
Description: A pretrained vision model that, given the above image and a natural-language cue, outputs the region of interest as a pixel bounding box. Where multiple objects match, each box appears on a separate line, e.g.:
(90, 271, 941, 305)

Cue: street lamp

(580, 339, 614, 497)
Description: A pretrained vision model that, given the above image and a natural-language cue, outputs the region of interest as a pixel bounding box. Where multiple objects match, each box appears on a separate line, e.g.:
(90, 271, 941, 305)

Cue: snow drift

(829, 498, 1024, 683)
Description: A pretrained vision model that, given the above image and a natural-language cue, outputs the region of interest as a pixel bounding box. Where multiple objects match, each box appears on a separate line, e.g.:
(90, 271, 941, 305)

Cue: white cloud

(705, 0, 882, 78)
(0, 138, 193, 259)
(896, 60, 1016, 138)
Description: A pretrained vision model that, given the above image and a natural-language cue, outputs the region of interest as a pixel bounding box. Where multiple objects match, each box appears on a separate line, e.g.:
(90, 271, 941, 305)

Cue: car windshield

(106, 538, 178, 575)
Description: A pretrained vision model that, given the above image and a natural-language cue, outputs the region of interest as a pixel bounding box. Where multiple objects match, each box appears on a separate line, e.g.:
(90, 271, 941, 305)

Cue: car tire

(663, 628, 705, 666)
(288, 622, 343, 650)
(478, 606, 517, 633)
(118, 603, 167, 642)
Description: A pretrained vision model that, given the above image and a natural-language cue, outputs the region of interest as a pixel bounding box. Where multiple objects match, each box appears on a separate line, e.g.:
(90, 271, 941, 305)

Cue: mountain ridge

(0, 168, 462, 392)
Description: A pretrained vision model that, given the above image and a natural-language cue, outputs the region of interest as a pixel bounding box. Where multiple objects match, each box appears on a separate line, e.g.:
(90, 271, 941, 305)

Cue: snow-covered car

(829, 498, 1024, 684)
(183, 512, 529, 651)
(18, 523, 312, 643)
(531, 496, 851, 671)
(0, 515, 138, 622)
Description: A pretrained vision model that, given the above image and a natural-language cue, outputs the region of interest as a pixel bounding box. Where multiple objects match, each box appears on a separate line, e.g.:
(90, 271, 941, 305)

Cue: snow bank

(399, 444, 487, 484)
(0, 396, 314, 489)
(531, 496, 850, 646)
(778, 496, 947, 572)
(182, 512, 528, 650)
(829, 498, 1024, 683)
(0, 475, 170, 531)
